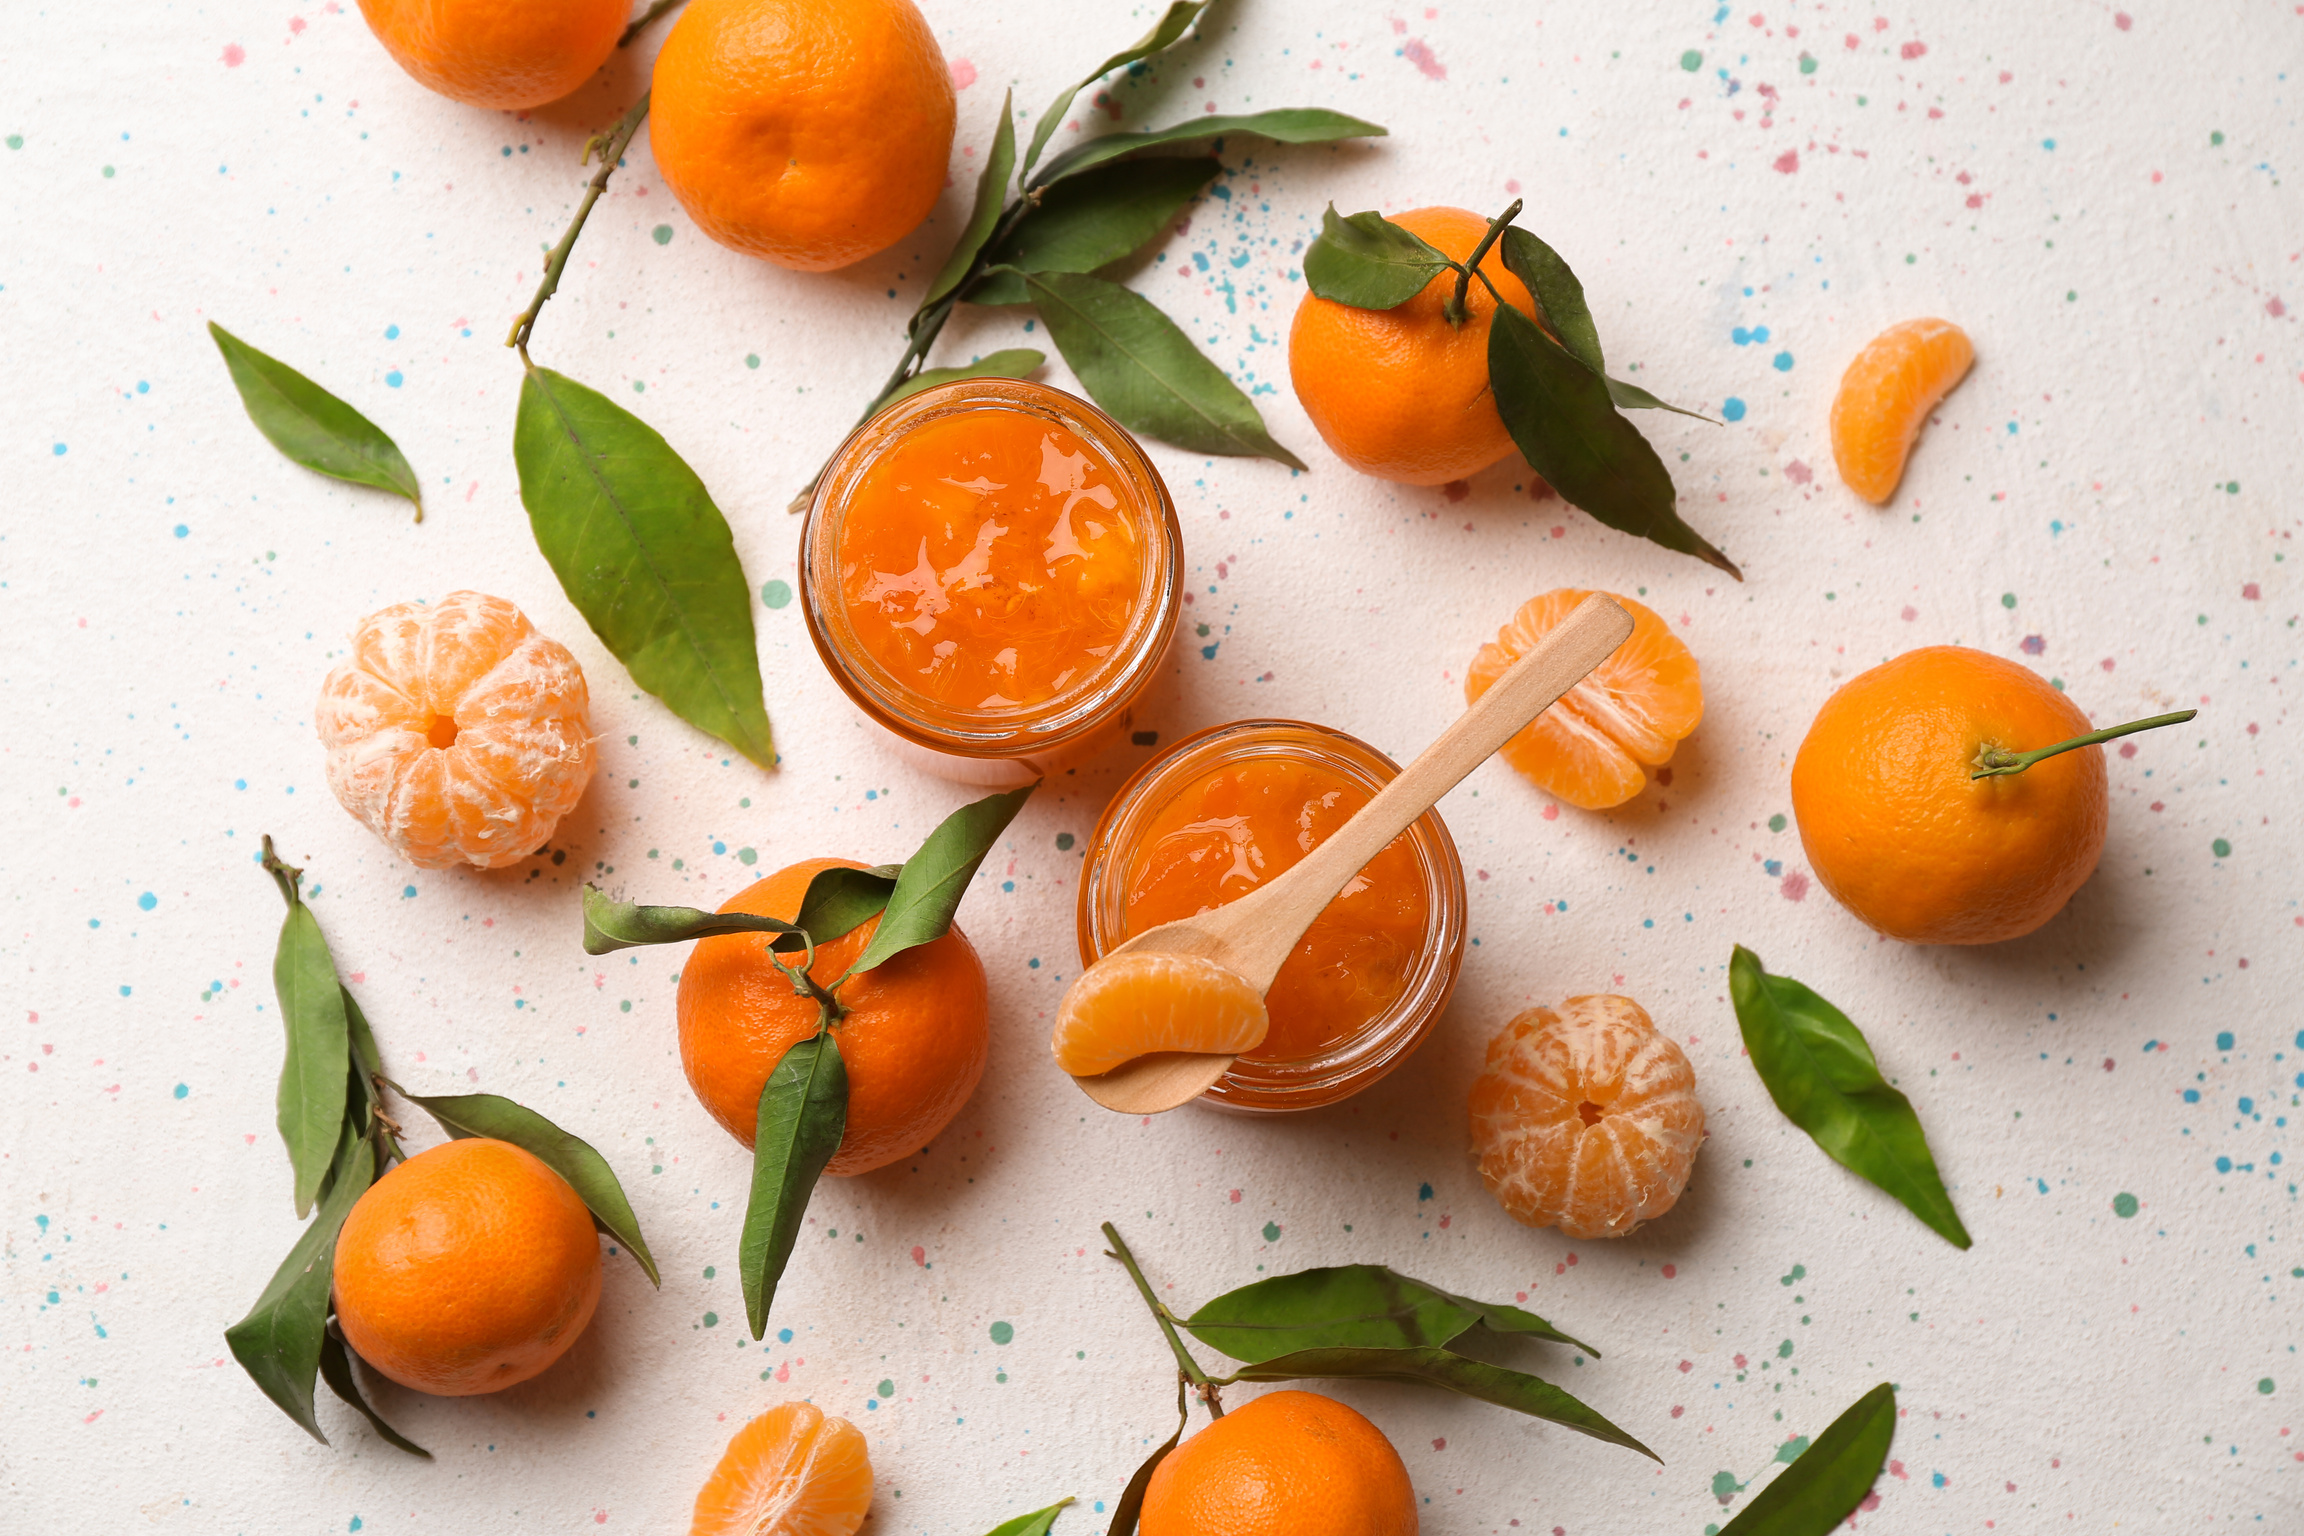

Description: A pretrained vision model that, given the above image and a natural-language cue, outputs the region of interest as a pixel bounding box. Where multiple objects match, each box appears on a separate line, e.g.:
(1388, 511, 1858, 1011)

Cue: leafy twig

(1102, 1221, 1221, 1410)
(619, 0, 686, 47)
(507, 91, 653, 357)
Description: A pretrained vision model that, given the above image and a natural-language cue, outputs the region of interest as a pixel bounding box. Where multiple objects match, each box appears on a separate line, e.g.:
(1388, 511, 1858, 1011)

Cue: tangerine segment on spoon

(1829, 317, 1974, 505)
(1061, 592, 1636, 1116)
(1051, 951, 1272, 1079)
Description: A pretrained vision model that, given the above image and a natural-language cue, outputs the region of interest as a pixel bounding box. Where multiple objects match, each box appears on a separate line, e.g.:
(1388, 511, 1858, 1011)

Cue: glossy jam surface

(1119, 757, 1430, 1061)
(836, 407, 1145, 713)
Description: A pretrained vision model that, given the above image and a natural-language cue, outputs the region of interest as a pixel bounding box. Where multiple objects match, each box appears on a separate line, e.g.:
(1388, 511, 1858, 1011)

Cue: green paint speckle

(1711, 1470, 1745, 1504)
(738, 847, 758, 865)
(1262, 1220, 1282, 1242)
(101, 165, 115, 178)
(745, 353, 761, 369)
(652, 224, 674, 245)
(1776, 1338, 1794, 1358)
(2211, 129, 2225, 146)
(1056, 832, 1076, 851)
(2224, 481, 2240, 494)
(5, 135, 22, 150)
(703, 1265, 716, 1278)
(1798, 52, 1817, 74)
(1768, 813, 1787, 833)
(762, 579, 794, 609)
(2001, 592, 2018, 609)
(2112, 1192, 2139, 1218)
(1681, 49, 1703, 71)
(1780, 1263, 1805, 1285)
(2258, 1377, 2275, 1394)
(1775, 1434, 1812, 1464)
(877, 1378, 895, 1397)
(989, 1320, 1014, 1345)
(2213, 838, 2232, 858)
(702, 1311, 718, 1328)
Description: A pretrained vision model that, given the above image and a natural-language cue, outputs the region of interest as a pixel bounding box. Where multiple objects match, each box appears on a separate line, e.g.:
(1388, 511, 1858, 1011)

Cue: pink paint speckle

(775, 1361, 790, 1382)
(910, 1245, 926, 1265)
(2020, 634, 2046, 655)
(1781, 870, 1810, 902)
(2242, 582, 2262, 600)
(1784, 458, 1813, 484)
(1678, 1359, 1694, 1372)
(1228, 1189, 1242, 1203)
(2269, 298, 2287, 318)
(1541, 804, 1560, 821)
(288, 16, 307, 34)
(1889, 1460, 1909, 1480)
(1900, 605, 1920, 622)
(221, 42, 246, 67)
(949, 58, 977, 90)
(1400, 38, 1447, 79)
(1432, 1437, 1447, 1451)
(1773, 149, 1800, 174)
(1662, 1263, 1677, 1278)
(1900, 40, 1927, 59)
(2114, 11, 2133, 29)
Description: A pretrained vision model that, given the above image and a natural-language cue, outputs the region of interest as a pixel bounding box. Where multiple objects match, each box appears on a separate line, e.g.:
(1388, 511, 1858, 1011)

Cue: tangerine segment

(1051, 952, 1271, 1078)
(1119, 756, 1429, 1061)
(1468, 995, 1705, 1240)
(690, 1401, 873, 1536)
(1467, 590, 1702, 810)
(332, 1138, 603, 1397)
(317, 591, 596, 870)
(1829, 318, 1975, 504)
(356, 0, 627, 110)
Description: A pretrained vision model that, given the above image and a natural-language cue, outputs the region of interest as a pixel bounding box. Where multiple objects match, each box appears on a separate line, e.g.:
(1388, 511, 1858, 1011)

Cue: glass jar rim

(1077, 717, 1468, 1111)
(801, 378, 1180, 758)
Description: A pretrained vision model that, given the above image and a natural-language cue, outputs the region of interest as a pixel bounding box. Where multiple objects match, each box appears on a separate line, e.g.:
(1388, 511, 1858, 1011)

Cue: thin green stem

(258, 833, 302, 909)
(1445, 196, 1523, 325)
(1102, 1222, 1216, 1393)
(1970, 709, 2198, 779)
(618, 0, 686, 47)
(506, 91, 652, 356)
(769, 931, 851, 1025)
(785, 294, 961, 513)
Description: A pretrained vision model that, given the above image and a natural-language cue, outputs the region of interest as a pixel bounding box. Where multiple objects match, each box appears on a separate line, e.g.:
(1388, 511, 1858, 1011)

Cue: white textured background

(4, 1, 2298, 1530)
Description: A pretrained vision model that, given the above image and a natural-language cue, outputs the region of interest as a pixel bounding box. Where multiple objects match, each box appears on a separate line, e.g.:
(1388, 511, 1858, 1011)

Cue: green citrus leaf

(1496, 227, 1605, 375)
(1486, 302, 1740, 578)
(788, 864, 901, 949)
(1716, 1383, 1897, 1536)
(317, 1330, 430, 1458)
(845, 785, 1037, 977)
(514, 363, 775, 767)
(1105, 1384, 1189, 1536)
(224, 1128, 376, 1446)
(580, 884, 803, 955)
(1442, 1289, 1599, 1356)
(1302, 204, 1452, 310)
(879, 350, 1048, 409)
(1729, 948, 1972, 1250)
(979, 1497, 1075, 1536)
(391, 1086, 660, 1285)
(1022, 271, 1305, 468)
(1032, 108, 1387, 188)
(207, 322, 422, 516)
(1022, 0, 1211, 174)
(1227, 1346, 1656, 1459)
(925, 91, 1018, 307)
(741, 1032, 849, 1338)
(259, 839, 350, 1219)
(1185, 1265, 1476, 1361)
(1604, 374, 1716, 422)
(968, 158, 1219, 305)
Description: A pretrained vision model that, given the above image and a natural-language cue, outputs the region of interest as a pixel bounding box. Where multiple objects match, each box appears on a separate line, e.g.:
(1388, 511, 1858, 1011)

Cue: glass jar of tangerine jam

(1077, 719, 1468, 1113)
(801, 379, 1181, 785)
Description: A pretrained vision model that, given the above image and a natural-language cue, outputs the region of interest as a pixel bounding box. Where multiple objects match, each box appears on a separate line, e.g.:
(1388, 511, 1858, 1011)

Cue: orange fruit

(1466, 589, 1702, 810)
(1829, 318, 1975, 504)
(316, 590, 597, 870)
(1468, 994, 1705, 1240)
(648, 0, 957, 271)
(355, 0, 627, 110)
(690, 1400, 873, 1536)
(1289, 206, 1538, 485)
(677, 858, 989, 1175)
(332, 1137, 602, 1396)
(1141, 1390, 1416, 1536)
(1050, 952, 1271, 1078)
(1790, 645, 2108, 944)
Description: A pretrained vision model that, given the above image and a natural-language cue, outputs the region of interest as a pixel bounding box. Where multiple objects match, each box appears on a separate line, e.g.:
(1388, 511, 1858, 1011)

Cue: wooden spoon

(1069, 592, 1636, 1114)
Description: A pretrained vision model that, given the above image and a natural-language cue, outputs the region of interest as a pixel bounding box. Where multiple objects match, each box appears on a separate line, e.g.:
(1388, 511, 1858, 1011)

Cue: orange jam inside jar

(1078, 720, 1468, 1113)
(803, 380, 1180, 785)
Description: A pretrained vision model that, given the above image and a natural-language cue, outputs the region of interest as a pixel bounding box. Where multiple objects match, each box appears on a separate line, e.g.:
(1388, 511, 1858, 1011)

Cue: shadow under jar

(1077, 719, 1468, 1113)
(802, 379, 1181, 786)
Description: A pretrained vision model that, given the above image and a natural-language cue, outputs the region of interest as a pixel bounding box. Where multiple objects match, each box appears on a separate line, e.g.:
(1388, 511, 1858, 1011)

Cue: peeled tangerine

(317, 591, 595, 870)
(1829, 318, 1975, 505)
(1050, 951, 1271, 1078)
(1469, 995, 1705, 1239)
(690, 1401, 873, 1536)
(1468, 590, 1702, 810)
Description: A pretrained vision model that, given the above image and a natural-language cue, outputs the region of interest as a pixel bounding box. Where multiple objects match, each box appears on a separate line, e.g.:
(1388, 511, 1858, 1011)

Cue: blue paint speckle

(52, 442, 67, 455)
(173, 1083, 189, 1100)
(401, 884, 417, 899)
(384, 370, 404, 388)
(137, 892, 157, 911)
(1772, 351, 1794, 371)
(2217, 1031, 2236, 1050)
(173, 524, 189, 538)
(384, 324, 400, 340)
(1722, 397, 1747, 422)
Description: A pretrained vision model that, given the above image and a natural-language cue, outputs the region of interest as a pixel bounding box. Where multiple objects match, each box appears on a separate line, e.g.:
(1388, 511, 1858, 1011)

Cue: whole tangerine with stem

(332, 1137, 603, 1396)
(356, 0, 628, 110)
(677, 858, 989, 1175)
(1289, 205, 1537, 486)
(1829, 317, 1975, 505)
(1468, 994, 1705, 1240)
(316, 590, 597, 870)
(1467, 588, 1703, 810)
(648, 0, 957, 271)
(689, 1400, 873, 1536)
(1790, 645, 2113, 945)
(1140, 1389, 1417, 1536)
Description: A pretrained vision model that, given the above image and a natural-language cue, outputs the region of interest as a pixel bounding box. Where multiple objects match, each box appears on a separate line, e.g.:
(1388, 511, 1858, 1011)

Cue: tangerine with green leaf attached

(677, 858, 989, 1174)
(1790, 645, 2112, 944)
(689, 1400, 873, 1536)
(332, 1137, 603, 1396)
(1829, 318, 1975, 504)
(1468, 994, 1705, 1240)
(356, 0, 627, 110)
(1466, 589, 1702, 810)
(1141, 1389, 1417, 1536)
(649, 0, 956, 271)
(1289, 206, 1536, 485)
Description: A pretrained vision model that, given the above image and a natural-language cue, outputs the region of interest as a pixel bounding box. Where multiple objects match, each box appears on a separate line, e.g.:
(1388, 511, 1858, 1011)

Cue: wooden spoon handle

(1224, 592, 1634, 988)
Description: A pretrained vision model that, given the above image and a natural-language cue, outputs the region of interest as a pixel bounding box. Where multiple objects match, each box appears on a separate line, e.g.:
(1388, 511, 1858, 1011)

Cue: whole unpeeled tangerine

(1791, 645, 2108, 944)
(648, 0, 956, 271)
(1140, 1389, 1417, 1536)
(356, 0, 627, 110)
